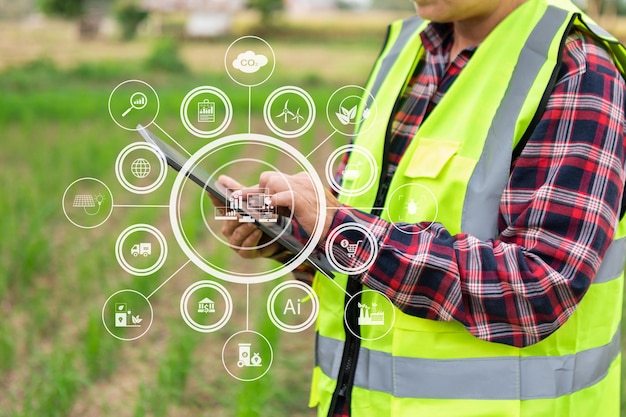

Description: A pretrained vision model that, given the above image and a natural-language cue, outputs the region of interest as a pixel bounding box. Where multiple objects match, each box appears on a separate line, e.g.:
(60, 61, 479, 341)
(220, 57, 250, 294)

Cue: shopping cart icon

(340, 239, 362, 258)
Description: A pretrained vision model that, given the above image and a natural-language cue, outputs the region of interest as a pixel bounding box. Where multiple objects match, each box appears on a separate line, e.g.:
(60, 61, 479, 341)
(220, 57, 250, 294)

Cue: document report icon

(198, 99, 215, 122)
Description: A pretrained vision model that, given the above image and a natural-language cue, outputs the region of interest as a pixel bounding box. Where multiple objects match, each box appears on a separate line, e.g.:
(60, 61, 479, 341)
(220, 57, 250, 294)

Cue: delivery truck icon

(131, 243, 152, 257)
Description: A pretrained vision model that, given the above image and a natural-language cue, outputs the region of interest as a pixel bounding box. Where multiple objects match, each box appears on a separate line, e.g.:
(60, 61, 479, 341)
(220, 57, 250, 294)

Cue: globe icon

(130, 158, 151, 178)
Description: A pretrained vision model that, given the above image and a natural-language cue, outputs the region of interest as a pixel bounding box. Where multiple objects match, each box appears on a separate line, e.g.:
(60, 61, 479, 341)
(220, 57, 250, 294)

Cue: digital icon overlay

(180, 86, 232, 138)
(386, 183, 439, 235)
(122, 92, 148, 117)
(263, 86, 316, 139)
(325, 222, 378, 275)
(115, 224, 167, 276)
(108, 80, 159, 131)
(345, 290, 395, 341)
(115, 142, 167, 194)
(62, 177, 114, 229)
(222, 330, 273, 382)
(225, 36, 275, 87)
(180, 280, 233, 333)
(73, 194, 105, 215)
(64, 35, 398, 383)
(102, 289, 153, 341)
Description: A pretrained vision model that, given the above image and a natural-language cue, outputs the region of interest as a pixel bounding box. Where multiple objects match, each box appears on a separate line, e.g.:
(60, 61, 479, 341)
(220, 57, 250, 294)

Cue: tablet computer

(137, 125, 335, 279)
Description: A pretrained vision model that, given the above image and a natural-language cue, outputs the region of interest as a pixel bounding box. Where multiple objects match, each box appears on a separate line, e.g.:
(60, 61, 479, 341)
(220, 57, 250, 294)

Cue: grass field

(0, 14, 387, 417)
(1, 11, 626, 417)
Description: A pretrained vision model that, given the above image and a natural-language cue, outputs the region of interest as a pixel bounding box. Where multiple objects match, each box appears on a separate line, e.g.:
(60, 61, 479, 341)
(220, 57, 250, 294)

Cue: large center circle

(169, 133, 327, 284)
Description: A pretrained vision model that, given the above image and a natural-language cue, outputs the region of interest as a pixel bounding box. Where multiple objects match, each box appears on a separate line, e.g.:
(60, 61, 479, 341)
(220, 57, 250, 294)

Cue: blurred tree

(248, 0, 283, 25)
(38, 0, 111, 39)
(38, 0, 84, 18)
(114, 1, 148, 41)
(144, 38, 188, 73)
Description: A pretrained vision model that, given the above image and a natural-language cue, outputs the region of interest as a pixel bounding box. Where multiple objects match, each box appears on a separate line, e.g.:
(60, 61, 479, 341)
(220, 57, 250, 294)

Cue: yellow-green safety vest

(310, 0, 626, 416)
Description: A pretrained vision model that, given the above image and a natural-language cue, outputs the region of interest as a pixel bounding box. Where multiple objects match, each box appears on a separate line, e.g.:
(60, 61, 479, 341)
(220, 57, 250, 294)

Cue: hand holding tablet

(137, 125, 335, 279)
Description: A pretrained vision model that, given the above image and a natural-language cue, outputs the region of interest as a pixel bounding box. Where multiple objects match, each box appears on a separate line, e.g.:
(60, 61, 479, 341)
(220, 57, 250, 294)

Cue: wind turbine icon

(292, 108, 304, 124)
(276, 100, 295, 123)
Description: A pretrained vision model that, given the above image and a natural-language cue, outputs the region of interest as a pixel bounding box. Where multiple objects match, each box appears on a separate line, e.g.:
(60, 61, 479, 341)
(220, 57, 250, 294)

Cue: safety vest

(310, 0, 626, 416)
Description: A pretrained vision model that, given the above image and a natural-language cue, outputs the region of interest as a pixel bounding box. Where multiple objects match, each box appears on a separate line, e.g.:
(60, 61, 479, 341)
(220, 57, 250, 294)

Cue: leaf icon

(362, 107, 371, 119)
(131, 315, 143, 324)
(347, 106, 357, 120)
(336, 112, 351, 125)
(341, 106, 351, 116)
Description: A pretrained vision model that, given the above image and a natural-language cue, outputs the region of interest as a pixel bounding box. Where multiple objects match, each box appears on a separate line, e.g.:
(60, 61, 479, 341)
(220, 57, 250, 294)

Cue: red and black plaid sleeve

(327, 28, 626, 348)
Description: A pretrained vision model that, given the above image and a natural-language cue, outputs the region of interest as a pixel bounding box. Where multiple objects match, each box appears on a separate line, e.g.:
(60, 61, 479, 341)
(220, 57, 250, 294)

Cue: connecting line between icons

(305, 131, 337, 159)
(146, 260, 191, 299)
(326, 207, 386, 210)
(153, 122, 192, 157)
(248, 87, 252, 135)
(113, 204, 170, 208)
(246, 283, 250, 330)
(325, 273, 351, 296)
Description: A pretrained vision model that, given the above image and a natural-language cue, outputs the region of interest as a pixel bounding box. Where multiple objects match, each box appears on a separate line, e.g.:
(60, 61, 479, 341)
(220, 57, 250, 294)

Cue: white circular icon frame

(385, 183, 439, 235)
(180, 86, 233, 138)
(224, 36, 276, 87)
(108, 79, 160, 131)
(266, 281, 319, 333)
(115, 142, 167, 194)
(325, 222, 379, 276)
(326, 85, 377, 137)
(170, 133, 327, 284)
(344, 290, 395, 342)
(263, 86, 316, 139)
(325, 144, 378, 197)
(221, 330, 274, 382)
(62, 177, 114, 229)
(101, 289, 154, 341)
(115, 224, 168, 276)
(180, 280, 233, 333)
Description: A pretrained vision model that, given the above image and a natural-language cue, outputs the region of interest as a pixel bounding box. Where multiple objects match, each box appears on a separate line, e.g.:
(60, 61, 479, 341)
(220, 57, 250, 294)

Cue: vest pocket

(404, 138, 460, 179)
(390, 138, 478, 234)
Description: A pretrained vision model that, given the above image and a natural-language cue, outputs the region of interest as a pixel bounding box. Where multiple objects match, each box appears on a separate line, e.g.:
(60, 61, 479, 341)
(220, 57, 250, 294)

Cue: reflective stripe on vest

(463, 5, 568, 240)
(316, 236, 625, 401)
(317, 327, 620, 400)
(362, 16, 424, 114)
(595, 237, 626, 283)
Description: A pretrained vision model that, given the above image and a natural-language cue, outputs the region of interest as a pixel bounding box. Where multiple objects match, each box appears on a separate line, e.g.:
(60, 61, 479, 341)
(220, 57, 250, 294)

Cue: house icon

(198, 297, 215, 314)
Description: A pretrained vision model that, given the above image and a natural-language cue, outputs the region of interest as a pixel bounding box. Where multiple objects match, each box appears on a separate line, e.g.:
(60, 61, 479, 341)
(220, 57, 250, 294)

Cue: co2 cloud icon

(233, 51, 268, 74)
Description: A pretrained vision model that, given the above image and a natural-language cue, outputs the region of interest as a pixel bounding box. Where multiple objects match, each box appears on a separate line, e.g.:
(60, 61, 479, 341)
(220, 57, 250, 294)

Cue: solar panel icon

(73, 194, 95, 208)
(73, 194, 104, 215)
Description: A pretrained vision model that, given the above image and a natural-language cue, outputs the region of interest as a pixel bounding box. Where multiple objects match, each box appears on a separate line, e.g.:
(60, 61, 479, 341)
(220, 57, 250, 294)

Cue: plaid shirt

(326, 21, 626, 417)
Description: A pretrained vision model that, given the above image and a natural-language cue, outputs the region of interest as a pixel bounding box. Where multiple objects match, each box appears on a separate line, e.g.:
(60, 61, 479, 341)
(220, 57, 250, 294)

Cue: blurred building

(0, 0, 35, 19)
(285, 0, 372, 13)
(141, 0, 245, 36)
(141, 0, 245, 12)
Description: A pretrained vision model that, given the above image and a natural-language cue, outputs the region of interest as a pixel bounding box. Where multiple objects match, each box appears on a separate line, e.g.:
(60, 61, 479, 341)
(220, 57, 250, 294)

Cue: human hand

(259, 171, 339, 239)
(208, 175, 282, 259)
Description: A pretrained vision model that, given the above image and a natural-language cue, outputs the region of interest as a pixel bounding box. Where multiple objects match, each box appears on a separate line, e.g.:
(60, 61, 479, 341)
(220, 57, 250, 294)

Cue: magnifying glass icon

(122, 92, 148, 117)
